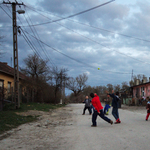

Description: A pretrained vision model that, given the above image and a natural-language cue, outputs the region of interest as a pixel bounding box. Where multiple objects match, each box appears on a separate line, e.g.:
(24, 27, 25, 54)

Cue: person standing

(106, 90, 121, 124)
(82, 96, 92, 115)
(90, 93, 113, 127)
(146, 98, 150, 121)
(104, 97, 111, 115)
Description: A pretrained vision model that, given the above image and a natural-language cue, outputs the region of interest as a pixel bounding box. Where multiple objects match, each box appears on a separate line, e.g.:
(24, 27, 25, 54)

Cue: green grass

(0, 103, 65, 135)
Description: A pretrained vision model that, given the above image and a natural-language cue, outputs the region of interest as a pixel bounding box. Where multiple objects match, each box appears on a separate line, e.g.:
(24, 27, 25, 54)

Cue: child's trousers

(146, 113, 150, 120)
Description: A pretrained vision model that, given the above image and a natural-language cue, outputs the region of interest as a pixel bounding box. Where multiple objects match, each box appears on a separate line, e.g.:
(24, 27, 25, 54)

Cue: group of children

(82, 90, 150, 127)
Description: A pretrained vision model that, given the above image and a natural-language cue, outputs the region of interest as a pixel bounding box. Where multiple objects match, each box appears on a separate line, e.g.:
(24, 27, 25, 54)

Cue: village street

(0, 103, 150, 150)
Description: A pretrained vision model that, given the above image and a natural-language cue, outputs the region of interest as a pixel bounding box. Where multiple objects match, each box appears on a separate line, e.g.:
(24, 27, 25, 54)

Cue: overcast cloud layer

(1, 0, 150, 94)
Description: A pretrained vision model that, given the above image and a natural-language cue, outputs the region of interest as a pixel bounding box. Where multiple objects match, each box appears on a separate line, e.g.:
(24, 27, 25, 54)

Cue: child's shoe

(114, 119, 121, 124)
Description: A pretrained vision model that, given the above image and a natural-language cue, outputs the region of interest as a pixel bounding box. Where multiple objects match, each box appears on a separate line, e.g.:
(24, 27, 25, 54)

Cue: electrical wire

(0, 2, 146, 75)
(18, 0, 56, 68)
(26, 5, 150, 44)
(23, 0, 115, 27)
(22, 12, 55, 67)
(24, 5, 150, 66)
(0, 5, 11, 18)
(20, 27, 131, 75)
(23, 6, 56, 67)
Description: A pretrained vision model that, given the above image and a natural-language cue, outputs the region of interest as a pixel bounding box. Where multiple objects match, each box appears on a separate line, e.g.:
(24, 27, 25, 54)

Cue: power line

(23, 6, 56, 67)
(24, 5, 150, 65)
(23, 0, 115, 27)
(2, 3, 150, 67)
(0, 5, 12, 18)
(3, 2, 150, 45)
(20, 27, 41, 58)
(20, 27, 131, 75)
(18, 0, 56, 67)
(26, 5, 150, 44)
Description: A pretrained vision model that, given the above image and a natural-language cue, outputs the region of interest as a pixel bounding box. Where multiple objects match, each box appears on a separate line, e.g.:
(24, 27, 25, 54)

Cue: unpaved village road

(0, 104, 150, 150)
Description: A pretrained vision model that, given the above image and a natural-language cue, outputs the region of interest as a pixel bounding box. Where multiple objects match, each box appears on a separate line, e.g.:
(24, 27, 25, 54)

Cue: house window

(142, 87, 145, 97)
(8, 82, 11, 93)
(0, 80, 4, 88)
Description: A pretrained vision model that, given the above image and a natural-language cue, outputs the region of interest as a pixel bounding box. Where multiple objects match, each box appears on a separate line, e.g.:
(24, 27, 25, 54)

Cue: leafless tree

(51, 67, 69, 103)
(22, 53, 49, 79)
(121, 82, 129, 91)
(66, 73, 88, 97)
(20, 53, 50, 102)
(107, 84, 113, 93)
(0, 35, 4, 57)
(114, 84, 121, 92)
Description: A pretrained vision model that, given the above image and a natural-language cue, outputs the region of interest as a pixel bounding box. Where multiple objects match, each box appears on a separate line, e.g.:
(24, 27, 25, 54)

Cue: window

(0, 80, 4, 88)
(8, 82, 11, 93)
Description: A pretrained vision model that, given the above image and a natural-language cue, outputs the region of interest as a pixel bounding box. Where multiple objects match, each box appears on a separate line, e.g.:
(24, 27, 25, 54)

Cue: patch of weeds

(0, 102, 65, 134)
(0, 111, 37, 134)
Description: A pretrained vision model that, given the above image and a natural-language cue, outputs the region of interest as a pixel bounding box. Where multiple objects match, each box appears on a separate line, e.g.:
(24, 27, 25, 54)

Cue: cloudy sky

(1, 0, 150, 93)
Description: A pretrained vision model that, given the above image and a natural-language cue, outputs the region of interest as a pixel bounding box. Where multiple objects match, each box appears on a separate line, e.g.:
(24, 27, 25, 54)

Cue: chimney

(143, 77, 147, 83)
(136, 79, 140, 85)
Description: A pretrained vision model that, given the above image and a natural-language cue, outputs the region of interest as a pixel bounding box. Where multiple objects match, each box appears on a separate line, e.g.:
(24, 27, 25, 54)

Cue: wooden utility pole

(3, 1, 24, 108)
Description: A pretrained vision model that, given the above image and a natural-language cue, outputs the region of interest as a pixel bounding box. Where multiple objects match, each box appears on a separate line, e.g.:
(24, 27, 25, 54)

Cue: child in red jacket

(146, 99, 150, 121)
(90, 93, 113, 127)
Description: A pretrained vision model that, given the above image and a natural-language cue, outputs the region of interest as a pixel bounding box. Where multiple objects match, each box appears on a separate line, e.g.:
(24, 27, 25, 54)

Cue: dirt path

(0, 104, 150, 150)
(0, 106, 74, 150)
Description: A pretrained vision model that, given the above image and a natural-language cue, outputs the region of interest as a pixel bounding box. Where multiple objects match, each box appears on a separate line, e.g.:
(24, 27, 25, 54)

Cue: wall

(133, 83, 150, 99)
(0, 73, 14, 98)
(0, 72, 24, 99)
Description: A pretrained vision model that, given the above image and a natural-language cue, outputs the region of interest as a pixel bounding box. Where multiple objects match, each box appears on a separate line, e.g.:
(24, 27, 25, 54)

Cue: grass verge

(0, 103, 65, 135)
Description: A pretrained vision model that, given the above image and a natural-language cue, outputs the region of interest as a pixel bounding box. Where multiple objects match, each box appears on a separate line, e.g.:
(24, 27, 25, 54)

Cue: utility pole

(3, 1, 25, 109)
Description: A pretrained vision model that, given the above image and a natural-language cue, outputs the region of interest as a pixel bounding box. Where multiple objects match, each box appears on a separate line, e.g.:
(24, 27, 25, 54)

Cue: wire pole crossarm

(3, 1, 24, 5)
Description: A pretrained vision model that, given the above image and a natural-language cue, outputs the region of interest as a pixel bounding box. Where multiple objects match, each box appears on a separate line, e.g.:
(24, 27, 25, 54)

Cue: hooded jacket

(109, 93, 119, 107)
(91, 94, 103, 113)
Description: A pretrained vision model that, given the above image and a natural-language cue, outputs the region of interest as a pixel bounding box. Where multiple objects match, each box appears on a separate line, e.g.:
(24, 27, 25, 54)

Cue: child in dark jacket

(146, 99, 150, 121)
(82, 96, 92, 115)
(106, 90, 121, 124)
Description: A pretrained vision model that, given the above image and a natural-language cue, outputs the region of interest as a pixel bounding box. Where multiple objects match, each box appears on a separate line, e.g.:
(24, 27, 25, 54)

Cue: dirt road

(0, 104, 150, 150)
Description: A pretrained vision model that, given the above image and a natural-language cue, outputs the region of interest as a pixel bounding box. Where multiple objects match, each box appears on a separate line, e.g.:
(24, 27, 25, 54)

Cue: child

(146, 98, 150, 121)
(82, 96, 92, 115)
(106, 90, 121, 124)
(104, 97, 111, 115)
(90, 93, 113, 127)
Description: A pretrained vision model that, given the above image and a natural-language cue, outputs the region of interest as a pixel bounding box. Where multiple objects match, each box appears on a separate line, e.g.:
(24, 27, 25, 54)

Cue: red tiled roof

(0, 62, 26, 80)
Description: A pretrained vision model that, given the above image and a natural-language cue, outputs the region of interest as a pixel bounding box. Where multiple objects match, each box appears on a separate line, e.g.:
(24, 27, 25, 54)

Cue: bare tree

(107, 84, 113, 93)
(114, 84, 121, 92)
(21, 53, 50, 102)
(22, 53, 49, 79)
(51, 67, 69, 103)
(66, 73, 88, 97)
(0, 35, 4, 57)
(121, 82, 129, 91)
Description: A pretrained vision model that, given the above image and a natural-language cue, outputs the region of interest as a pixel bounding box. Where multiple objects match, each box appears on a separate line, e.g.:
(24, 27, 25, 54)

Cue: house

(0, 62, 26, 99)
(131, 78, 150, 105)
